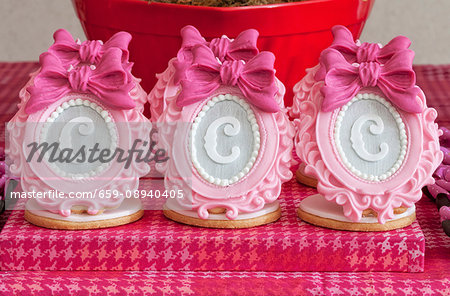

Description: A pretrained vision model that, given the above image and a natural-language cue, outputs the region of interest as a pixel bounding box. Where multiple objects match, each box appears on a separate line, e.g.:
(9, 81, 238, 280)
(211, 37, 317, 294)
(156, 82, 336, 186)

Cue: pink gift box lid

(0, 172, 425, 272)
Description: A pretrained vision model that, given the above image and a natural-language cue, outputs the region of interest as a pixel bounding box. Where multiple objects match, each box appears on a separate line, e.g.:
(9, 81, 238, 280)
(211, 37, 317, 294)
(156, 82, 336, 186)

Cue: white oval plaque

(334, 93, 407, 181)
(190, 94, 261, 187)
(41, 97, 117, 178)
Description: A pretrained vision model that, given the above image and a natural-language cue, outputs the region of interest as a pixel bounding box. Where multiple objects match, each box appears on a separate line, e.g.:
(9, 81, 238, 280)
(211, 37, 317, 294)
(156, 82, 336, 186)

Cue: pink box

(0, 178, 424, 272)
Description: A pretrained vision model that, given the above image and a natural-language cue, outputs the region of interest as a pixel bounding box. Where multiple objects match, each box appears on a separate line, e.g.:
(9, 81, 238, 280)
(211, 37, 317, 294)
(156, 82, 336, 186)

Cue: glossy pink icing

(177, 45, 279, 113)
(48, 28, 146, 112)
(315, 25, 412, 81)
(293, 78, 442, 224)
(48, 29, 132, 68)
(319, 48, 422, 113)
(148, 26, 260, 122)
(174, 25, 259, 85)
(289, 25, 413, 118)
(7, 30, 150, 217)
(26, 49, 136, 114)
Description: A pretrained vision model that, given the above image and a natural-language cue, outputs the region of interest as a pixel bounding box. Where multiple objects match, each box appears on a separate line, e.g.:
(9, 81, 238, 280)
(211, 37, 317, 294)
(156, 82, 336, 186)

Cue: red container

(72, 0, 374, 106)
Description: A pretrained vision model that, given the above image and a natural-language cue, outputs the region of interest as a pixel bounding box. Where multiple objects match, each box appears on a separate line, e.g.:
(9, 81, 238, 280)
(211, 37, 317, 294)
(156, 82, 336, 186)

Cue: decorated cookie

(292, 26, 443, 231)
(290, 25, 414, 188)
(154, 27, 295, 228)
(7, 30, 151, 230)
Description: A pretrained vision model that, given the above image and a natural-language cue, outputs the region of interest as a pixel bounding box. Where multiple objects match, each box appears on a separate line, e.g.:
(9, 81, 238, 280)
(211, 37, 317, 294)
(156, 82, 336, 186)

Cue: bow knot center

(220, 60, 244, 86)
(357, 42, 380, 62)
(79, 40, 102, 64)
(359, 62, 381, 87)
(210, 37, 230, 62)
(68, 66, 91, 92)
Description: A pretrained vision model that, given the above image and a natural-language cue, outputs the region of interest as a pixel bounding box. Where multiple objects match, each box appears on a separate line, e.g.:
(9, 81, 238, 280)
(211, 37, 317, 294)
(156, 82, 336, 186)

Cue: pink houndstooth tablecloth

(0, 63, 448, 295)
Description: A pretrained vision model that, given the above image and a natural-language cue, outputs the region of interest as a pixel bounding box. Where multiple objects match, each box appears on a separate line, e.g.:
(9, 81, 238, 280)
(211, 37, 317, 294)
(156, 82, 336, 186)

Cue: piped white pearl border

(334, 93, 407, 182)
(40, 98, 118, 179)
(190, 94, 261, 187)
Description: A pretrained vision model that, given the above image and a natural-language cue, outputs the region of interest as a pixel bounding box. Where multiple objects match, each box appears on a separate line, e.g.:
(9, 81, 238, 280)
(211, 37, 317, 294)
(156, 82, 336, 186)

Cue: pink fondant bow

(48, 29, 132, 67)
(316, 26, 412, 81)
(178, 25, 259, 62)
(320, 48, 422, 113)
(174, 26, 259, 84)
(177, 45, 279, 113)
(331, 25, 411, 63)
(26, 48, 135, 114)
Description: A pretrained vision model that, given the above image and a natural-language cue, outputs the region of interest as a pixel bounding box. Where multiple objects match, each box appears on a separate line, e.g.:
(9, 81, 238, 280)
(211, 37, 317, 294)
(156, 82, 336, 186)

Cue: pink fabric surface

(0, 180, 425, 272)
(415, 65, 450, 127)
(0, 62, 448, 295)
(0, 197, 447, 295)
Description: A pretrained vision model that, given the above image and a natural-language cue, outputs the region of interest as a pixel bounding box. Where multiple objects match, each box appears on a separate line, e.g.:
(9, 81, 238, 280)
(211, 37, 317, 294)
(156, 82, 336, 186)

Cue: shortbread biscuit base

(164, 207, 281, 229)
(295, 165, 318, 188)
(362, 207, 407, 217)
(70, 208, 105, 215)
(297, 207, 415, 231)
(24, 209, 144, 230)
(295, 167, 407, 217)
(208, 207, 227, 214)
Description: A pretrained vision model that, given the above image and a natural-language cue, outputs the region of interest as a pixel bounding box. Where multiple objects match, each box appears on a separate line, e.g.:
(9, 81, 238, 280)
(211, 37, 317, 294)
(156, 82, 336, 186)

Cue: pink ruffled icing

(288, 65, 320, 119)
(148, 59, 177, 121)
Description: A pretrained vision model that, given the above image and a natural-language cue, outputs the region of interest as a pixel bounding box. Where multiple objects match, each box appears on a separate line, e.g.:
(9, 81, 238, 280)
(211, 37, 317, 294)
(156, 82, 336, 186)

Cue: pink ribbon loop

(176, 45, 279, 113)
(315, 25, 412, 80)
(332, 25, 411, 63)
(174, 26, 259, 84)
(180, 26, 206, 48)
(25, 48, 136, 114)
(48, 29, 132, 67)
(320, 48, 422, 113)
